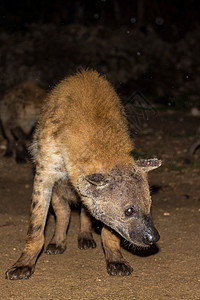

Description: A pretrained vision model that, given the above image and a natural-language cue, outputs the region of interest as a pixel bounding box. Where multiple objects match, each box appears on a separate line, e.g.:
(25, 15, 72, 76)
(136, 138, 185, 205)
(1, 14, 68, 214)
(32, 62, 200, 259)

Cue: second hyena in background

(0, 82, 45, 163)
(6, 70, 161, 280)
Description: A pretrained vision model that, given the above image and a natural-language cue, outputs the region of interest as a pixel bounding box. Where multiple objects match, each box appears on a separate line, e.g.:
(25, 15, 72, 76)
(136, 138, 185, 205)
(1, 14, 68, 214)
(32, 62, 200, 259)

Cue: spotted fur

(6, 70, 161, 279)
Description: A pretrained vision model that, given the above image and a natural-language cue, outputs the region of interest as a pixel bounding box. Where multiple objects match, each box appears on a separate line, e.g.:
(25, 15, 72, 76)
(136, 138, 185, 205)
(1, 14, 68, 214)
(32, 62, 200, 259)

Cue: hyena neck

(68, 153, 135, 186)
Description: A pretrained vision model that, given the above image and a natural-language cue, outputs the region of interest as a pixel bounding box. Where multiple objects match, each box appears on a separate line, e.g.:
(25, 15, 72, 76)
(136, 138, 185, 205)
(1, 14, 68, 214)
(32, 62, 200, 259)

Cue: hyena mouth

(112, 226, 150, 247)
(93, 208, 114, 229)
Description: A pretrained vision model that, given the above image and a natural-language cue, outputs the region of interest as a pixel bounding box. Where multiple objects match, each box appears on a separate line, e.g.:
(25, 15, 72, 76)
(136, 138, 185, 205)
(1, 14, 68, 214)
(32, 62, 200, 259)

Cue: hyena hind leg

(101, 225, 133, 276)
(45, 181, 71, 255)
(78, 206, 96, 250)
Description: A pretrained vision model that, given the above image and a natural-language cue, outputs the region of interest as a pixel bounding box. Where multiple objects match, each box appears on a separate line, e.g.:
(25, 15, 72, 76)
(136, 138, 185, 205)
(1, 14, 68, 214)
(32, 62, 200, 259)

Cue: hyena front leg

(15, 140, 27, 164)
(78, 206, 96, 250)
(45, 181, 71, 255)
(101, 225, 133, 276)
(13, 127, 29, 164)
(3, 126, 15, 158)
(5, 165, 56, 280)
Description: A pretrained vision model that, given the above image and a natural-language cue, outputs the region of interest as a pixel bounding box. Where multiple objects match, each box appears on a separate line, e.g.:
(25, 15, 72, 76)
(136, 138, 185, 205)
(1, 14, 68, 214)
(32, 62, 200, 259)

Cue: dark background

(0, 0, 200, 108)
(1, 0, 199, 34)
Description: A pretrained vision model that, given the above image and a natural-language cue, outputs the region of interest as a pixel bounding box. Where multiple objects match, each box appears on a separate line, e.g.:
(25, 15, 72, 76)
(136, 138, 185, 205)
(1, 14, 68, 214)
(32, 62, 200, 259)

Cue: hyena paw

(45, 243, 66, 255)
(78, 237, 96, 250)
(107, 262, 133, 276)
(5, 265, 33, 280)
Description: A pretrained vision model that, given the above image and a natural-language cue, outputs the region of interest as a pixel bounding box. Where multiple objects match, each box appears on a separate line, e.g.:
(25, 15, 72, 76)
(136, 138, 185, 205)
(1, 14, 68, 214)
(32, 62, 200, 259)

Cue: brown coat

(5, 70, 161, 280)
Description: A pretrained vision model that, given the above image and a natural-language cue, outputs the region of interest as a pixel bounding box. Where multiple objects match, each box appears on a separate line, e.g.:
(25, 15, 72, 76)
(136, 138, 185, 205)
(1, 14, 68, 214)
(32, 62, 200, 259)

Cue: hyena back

(0, 82, 45, 163)
(6, 70, 161, 279)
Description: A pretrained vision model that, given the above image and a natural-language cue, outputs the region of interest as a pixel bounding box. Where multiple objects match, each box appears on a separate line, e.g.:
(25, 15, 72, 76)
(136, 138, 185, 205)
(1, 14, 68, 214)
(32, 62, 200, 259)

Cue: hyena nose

(143, 227, 160, 245)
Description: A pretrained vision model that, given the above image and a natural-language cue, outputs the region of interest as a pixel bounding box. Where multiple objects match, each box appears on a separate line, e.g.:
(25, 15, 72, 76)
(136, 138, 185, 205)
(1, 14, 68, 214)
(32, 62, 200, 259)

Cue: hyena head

(77, 159, 161, 247)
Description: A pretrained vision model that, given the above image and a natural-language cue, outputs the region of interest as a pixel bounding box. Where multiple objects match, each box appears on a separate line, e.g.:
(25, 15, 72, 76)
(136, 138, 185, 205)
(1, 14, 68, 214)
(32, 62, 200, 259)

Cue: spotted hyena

(6, 70, 161, 279)
(0, 82, 45, 163)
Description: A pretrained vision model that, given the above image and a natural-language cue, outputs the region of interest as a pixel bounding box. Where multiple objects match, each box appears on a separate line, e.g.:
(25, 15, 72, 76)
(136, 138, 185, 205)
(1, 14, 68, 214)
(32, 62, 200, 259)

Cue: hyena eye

(125, 207, 134, 217)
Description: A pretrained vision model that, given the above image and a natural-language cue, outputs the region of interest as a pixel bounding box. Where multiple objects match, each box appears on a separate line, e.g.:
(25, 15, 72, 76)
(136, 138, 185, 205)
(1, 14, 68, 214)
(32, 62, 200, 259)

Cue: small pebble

(163, 212, 170, 216)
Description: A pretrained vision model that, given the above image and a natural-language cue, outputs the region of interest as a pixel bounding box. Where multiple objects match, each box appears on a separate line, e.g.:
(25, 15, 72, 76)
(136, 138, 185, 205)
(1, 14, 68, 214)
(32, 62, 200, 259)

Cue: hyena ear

(135, 158, 162, 172)
(85, 174, 108, 186)
(77, 174, 108, 197)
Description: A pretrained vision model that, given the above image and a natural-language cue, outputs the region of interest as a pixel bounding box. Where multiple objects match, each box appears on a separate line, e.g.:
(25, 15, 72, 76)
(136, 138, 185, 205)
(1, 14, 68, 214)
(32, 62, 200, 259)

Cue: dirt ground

(0, 111, 200, 300)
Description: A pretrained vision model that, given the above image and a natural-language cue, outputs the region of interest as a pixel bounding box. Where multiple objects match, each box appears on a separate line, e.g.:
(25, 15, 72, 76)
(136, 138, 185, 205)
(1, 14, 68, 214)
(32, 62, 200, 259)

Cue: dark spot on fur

(37, 163, 44, 170)
(55, 167, 61, 172)
(62, 195, 67, 201)
(32, 201, 38, 209)
(51, 119, 60, 125)
(52, 131, 59, 138)
(34, 225, 42, 232)
(27, 224, 34, 235)
(27, 224, 42, 235)
(52, 125, 63, 139)
(36, 172, 41, 176)
(33, 190, 41, 196)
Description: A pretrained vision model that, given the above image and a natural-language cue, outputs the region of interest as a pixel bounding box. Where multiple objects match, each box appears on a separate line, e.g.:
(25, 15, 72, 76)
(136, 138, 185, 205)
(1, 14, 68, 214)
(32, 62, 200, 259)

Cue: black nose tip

(143, 228, 160, 245)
